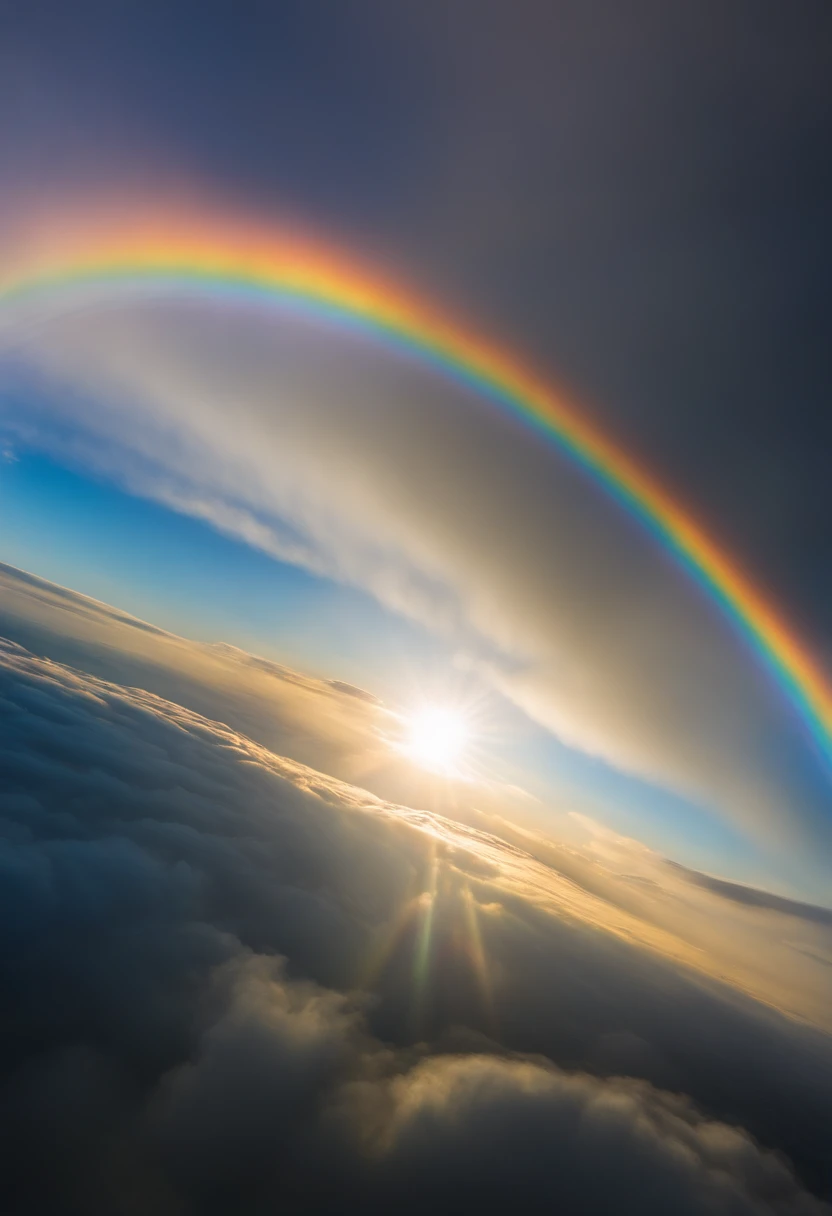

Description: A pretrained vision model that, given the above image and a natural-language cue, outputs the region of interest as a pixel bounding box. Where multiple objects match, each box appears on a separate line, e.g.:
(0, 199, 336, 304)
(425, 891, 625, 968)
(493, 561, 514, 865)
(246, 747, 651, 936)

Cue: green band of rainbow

(2, 215, 830, 766)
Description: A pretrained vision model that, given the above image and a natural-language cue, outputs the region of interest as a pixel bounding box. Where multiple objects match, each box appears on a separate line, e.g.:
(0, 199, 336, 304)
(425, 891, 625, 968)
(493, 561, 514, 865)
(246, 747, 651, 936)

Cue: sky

(1, 2, 831, 1212)
(2, 0, 831, 900)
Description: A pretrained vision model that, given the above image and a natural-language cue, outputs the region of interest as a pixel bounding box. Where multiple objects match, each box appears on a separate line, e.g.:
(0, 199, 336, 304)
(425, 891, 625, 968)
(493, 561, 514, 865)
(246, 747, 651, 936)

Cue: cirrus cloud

(2, 291, 829, 853)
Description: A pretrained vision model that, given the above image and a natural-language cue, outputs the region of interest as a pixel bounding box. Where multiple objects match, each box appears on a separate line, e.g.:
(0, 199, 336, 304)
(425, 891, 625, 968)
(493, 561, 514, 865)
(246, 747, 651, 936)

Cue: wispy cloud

(1, 294, 828, 851)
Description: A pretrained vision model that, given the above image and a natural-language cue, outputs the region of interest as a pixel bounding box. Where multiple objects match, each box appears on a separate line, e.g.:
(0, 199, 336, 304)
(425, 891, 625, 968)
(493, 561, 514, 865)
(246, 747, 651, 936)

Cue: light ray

(411, 845, 439, 1033)
(462, 883, 497, 1034)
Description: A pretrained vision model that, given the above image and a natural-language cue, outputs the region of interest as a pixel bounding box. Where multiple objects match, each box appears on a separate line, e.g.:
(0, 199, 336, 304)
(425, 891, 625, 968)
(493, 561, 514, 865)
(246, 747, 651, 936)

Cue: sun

(405, 706, 470, 774)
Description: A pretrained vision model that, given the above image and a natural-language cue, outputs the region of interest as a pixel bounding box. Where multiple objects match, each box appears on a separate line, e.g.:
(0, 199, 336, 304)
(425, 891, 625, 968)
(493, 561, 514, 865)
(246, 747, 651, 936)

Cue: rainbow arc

(2, 208, 830, 764)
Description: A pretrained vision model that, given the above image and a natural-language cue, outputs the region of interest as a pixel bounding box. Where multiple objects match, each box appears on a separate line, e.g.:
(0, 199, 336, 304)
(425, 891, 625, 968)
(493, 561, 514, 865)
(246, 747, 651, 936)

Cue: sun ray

(462, 884, 497, 1034)
(358, 893, 422, 990)
(411, 845, 439, 1033)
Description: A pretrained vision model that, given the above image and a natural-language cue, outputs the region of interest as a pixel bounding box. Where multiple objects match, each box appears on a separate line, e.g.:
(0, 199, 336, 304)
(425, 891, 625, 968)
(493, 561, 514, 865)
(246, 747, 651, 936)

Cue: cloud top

(0, 630, 830, 1211)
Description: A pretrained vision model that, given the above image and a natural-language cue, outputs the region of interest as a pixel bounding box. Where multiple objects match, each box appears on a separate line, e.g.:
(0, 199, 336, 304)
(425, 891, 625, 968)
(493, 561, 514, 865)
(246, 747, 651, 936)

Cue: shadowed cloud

(0, 629, 830, 1211)
(669, 861, 832, 928)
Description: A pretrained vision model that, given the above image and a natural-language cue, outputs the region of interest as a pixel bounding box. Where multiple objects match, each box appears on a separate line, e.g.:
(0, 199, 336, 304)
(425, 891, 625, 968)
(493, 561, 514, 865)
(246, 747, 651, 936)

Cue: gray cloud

(0, 633, 830, 1212)
(333, 1053, 829, 1216)
(669, 862, 832, 928)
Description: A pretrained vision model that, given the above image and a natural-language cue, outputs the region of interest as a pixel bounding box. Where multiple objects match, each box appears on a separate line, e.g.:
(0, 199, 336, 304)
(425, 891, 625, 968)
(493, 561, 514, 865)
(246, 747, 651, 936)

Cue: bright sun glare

(405, 706, 470, 774)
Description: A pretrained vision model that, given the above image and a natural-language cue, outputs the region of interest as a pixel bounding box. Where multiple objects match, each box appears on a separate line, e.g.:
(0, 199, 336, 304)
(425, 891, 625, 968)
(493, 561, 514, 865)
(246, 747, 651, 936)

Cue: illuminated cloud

(5, 560, 829, 1028)
(0, 626, 830, 1212)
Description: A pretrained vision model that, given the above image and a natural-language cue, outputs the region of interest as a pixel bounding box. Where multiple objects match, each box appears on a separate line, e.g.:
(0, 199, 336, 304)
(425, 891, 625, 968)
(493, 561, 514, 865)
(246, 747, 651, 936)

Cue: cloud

(1, 568, 830, 1026)
(1, 269, 829, 854)
(0, 633, 830, 1213)
(0, 559, 548, 828)
(668, 862, 832, 928)
(0, 565, 826, 998)
(2, 6, 829, 1209)
(0, 559, 397, 787)
(333, 1053, 828, 1216)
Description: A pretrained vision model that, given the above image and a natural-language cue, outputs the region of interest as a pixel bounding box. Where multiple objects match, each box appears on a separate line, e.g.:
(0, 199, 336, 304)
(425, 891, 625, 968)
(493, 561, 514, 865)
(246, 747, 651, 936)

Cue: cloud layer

(0, 631, 830, 1212)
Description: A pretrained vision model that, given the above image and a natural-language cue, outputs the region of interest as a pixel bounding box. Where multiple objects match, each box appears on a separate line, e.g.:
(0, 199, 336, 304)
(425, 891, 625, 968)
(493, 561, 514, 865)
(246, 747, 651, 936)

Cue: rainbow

(1, 208, 830, 765)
